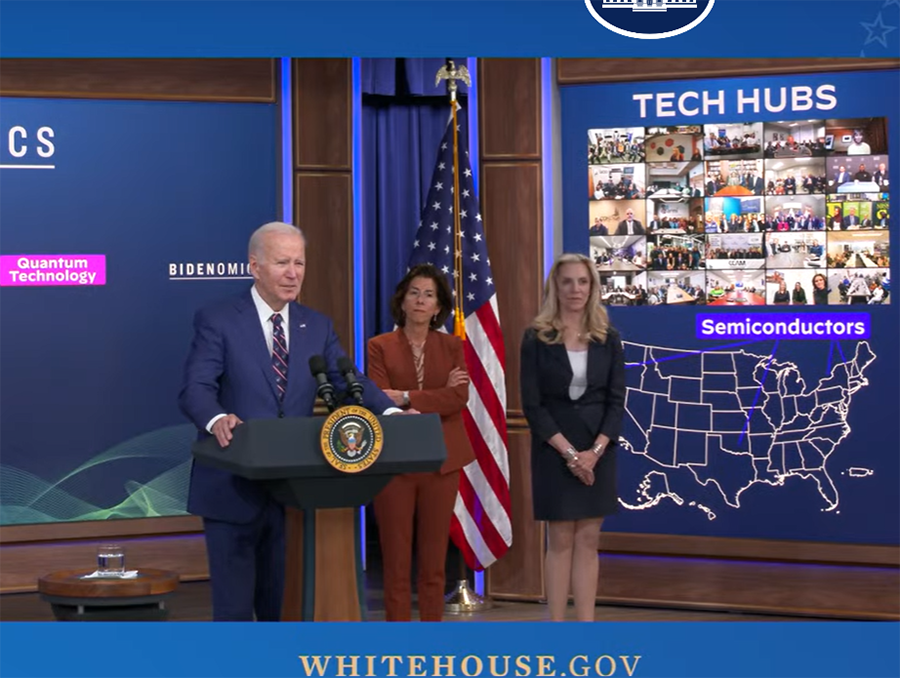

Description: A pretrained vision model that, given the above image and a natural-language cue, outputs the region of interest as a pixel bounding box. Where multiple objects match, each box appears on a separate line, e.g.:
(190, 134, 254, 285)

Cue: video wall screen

(563, 71, 899, 546)
(586, 119, 890, 306)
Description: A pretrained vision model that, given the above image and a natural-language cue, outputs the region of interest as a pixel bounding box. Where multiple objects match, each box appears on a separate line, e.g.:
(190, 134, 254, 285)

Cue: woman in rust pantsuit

(367, 263, 473, 621)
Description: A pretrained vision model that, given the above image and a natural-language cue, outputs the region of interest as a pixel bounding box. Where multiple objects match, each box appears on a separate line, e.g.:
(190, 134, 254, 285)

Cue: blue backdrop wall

(0, 98, 278, 525)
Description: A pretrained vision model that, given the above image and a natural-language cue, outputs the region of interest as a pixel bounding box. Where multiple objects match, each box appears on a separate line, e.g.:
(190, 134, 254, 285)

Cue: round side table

(38, 568, 180, 621)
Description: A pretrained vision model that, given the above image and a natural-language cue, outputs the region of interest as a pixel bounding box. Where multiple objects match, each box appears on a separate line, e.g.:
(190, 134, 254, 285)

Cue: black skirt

(531, 441, 618, 521)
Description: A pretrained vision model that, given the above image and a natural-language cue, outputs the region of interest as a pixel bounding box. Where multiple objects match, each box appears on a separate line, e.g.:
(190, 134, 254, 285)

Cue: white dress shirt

(251, 284, 290, 356)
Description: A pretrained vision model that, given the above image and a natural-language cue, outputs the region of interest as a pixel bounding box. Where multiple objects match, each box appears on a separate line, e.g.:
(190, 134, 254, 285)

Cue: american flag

(406, 110, 512, 571)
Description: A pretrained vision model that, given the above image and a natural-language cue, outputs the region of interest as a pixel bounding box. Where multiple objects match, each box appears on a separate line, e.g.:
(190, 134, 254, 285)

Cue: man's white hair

(248, 222, 305, 259)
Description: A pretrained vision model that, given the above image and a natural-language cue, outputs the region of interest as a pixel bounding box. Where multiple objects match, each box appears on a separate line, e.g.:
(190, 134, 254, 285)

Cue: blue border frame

(467, 57, 480, 196)
(465, 56, 487, 597)
(280, 58, 293, 224)
(351, 57, 368, 569)
(541, 57, 555, 278)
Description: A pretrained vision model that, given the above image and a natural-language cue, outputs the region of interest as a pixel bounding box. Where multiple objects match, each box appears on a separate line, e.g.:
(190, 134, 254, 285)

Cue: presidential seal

(319, 405, 384, 473)
(585, 0, 715, 40)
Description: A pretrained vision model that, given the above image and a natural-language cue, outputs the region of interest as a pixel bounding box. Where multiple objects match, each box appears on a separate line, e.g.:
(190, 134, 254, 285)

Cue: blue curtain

(361, 58, 469, 347)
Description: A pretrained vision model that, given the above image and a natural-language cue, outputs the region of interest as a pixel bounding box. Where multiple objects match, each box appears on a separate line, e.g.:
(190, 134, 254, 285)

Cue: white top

(567, 349, 588, 401)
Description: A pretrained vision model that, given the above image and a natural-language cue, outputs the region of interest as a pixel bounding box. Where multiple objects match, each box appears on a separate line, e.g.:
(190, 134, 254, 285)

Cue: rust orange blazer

(367, 329, 475, 474)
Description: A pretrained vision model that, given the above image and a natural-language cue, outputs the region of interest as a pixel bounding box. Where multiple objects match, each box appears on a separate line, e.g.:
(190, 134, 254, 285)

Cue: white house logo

(168, 261, 253, 281)
(585, 0, 715, 39)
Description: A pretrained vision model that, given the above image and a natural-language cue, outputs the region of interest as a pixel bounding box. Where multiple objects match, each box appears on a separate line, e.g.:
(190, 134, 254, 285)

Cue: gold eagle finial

(435, 60, 471, 96)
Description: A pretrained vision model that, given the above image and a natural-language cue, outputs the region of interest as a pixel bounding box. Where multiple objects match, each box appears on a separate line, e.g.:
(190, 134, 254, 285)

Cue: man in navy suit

(842, 207, 860, 230)
(179, 222, 405, 621)
(834, 165, 850, 185)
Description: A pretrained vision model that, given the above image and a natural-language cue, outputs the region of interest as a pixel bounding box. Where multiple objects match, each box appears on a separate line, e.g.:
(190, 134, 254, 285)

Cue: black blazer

(520, 327, 626, 450)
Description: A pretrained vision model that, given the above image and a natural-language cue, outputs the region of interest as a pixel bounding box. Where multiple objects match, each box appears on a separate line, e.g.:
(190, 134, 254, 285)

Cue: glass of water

(97, 543, 125, 576)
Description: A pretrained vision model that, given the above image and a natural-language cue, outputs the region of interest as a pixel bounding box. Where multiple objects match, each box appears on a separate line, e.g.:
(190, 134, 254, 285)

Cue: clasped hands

(566, 449, 602, 486)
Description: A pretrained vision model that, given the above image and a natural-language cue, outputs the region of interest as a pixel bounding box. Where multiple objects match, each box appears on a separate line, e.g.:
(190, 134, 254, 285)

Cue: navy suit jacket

(178, 289, 394, 523)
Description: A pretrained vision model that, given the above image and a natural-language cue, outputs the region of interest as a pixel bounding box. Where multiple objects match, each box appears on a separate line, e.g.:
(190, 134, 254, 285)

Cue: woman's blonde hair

(532, 253, 609, 344)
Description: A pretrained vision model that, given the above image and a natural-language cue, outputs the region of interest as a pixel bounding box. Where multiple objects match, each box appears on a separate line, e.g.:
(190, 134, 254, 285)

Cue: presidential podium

(192, 413, 446, 621)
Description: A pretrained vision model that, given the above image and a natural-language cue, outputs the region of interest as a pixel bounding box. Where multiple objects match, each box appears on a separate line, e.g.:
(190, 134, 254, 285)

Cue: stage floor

(0, 579, 810, 622)
(4, 553, 893, 622)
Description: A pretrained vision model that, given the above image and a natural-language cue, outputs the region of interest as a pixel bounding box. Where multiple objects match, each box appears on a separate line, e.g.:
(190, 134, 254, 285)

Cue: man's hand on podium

(211, 414, 243, 448)
(396, 408, 420, 415)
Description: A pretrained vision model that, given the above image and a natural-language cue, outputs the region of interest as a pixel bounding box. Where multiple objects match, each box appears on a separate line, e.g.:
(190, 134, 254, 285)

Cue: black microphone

(337, 356, 365, 406)
(308, 355, 337, 412)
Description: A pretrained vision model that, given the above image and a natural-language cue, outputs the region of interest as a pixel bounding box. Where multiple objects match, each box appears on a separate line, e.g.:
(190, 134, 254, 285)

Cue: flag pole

(436, 59, 493, 615)
(436, 60, 469, 341)
(450, 90, 466, 340)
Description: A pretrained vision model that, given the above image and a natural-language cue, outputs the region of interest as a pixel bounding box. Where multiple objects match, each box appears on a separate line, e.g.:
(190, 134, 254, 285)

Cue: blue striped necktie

(271, 313, 288, 400)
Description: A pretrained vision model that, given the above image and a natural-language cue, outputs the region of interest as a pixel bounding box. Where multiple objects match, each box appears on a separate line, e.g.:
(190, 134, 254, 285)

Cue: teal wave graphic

(0, 424, 196, 525)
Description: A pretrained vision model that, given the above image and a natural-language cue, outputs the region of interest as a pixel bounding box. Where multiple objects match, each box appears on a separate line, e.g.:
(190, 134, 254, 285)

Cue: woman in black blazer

(520, 253, 626, 622)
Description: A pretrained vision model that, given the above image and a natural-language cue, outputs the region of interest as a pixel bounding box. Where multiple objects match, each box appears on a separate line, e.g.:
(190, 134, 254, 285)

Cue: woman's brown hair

(390, 263, 454, 329)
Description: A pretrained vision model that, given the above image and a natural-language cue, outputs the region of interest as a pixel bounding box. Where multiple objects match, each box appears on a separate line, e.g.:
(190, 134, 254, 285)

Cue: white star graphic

(444, 245, 450, 254)
(428, 242, 436, 251)
(441, 143, 448, 150)
(464, 168, 472, 178)
(475, 213, 482, 222)
(471, 253, 480, 262)
(462, 189, 470, 198)
(486, 277, 493, 286)
(435, 181, 444, 191)
(474, 233, 482, 242)
(467, 292, 475, 301)
(469, 273, 478, 282)
(861, 12, 897, 47)
(413, 239, 420, 248)
(430, 222, 439, 231)
(438, 162, 446, 170)
(460, 230, 465, 238)
(433, 201, 441, 210)
(460, 209, 468, 219)
(449, 205, 453, 215)
(441, 265, 450, 274)
(447, 226, 452, 233)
